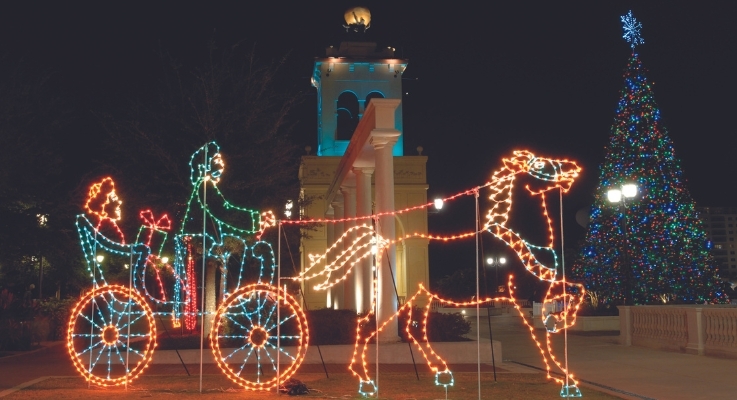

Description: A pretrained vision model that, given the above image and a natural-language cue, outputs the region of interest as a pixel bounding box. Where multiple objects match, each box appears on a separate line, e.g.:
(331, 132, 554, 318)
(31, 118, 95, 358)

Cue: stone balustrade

(619, 305, 737, 358)
(430, 299, 528, 311)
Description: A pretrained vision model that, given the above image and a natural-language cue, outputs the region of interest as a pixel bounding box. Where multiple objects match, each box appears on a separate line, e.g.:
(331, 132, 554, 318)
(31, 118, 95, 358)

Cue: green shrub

(0, 319, 32, 351)
(37, 297, 76, 340)
(399, 307, 471, 342)
(314, 306, 472, 345)
(306, 308, 357, 345)
(0, 288, 36, 351)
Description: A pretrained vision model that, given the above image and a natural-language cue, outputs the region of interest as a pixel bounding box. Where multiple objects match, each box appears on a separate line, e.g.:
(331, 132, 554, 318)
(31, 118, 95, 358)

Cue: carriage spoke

(235, 346, 256, 376)
(237, 298, 257, 328)
(257, 292, 265, 327)
(266, 313, 296, 332)
(263, 294, 278, 326)
(116, 311, 146, 331)
(260, 344, 277, 371)
(76, 338, 105, 357)
(225, 342, 252, 362)
(68, 286, 156, 386)
(224, 312, 253, 332)
(90, 341, 107, 371)
(117, 340, 145, 359)
(106, 346, 114, 380)
(91, 297, 111, 327)
(266, 341, 296, 362)
(212, 285, 307, 391)
(79, 311, 105, 332)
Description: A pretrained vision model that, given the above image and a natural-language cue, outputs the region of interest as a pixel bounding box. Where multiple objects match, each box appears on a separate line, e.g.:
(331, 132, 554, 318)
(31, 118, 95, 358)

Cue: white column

(371, 134, 399, 342)
(341, 185, 357, 312)
(325, 206, 335, 309)
(330, 195, 345, 309)
(354, 167, 374, 314)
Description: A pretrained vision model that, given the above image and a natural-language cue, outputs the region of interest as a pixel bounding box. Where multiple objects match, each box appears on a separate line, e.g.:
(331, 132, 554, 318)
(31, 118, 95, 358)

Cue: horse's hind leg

(545, 331, 582, 397)
(411, 297, 453, 387)
(541, 285, 583, 397)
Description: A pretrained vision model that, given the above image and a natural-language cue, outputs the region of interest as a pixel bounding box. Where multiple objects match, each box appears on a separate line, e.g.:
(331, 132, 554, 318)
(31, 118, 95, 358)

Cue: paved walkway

(466, 312, 737, 400)
(2, 313, 736, 399)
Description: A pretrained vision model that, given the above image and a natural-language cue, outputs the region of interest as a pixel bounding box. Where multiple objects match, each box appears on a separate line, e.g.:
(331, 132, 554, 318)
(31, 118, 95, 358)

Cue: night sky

(3, 1, 735, 281)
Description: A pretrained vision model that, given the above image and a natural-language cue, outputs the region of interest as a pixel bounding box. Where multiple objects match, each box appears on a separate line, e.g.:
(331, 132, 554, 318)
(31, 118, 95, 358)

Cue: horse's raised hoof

(358, 380, 377, 397)
(544, 313, 559, 333)
(434, 369, 454, 387)
(559, 384, 582, 398)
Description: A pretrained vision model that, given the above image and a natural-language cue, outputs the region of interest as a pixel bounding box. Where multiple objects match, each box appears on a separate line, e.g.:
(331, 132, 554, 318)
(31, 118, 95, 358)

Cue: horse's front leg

(349, 313, 378, 397)
(507, 278, 556, 377)
(489, 225, 557, 281)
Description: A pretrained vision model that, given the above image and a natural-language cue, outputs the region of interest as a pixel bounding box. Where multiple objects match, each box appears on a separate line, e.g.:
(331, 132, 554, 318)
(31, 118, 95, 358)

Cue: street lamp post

(37, 214, 47, 299)
(607, 183, 638, 306)
(485, 256, 507, 295)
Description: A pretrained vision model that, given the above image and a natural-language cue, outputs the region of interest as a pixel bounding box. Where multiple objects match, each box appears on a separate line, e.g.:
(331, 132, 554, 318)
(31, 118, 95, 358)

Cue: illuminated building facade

(697, 207, 737, 279)
(299, 34, 429, 342)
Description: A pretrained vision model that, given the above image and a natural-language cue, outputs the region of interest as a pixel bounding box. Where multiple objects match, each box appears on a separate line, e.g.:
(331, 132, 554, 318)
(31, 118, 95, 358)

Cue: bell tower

(311, 8, 407, 156)
(300, 8, 428, 323)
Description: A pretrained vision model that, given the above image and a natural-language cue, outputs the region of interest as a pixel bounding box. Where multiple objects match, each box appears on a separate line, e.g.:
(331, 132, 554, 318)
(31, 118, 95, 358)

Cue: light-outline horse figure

(483, 150, 585, 395)
(296, 149, 585, 397)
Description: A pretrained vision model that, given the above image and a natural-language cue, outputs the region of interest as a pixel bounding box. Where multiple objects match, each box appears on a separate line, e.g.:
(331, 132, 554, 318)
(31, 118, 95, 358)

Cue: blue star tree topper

(621, 10, 644, 49)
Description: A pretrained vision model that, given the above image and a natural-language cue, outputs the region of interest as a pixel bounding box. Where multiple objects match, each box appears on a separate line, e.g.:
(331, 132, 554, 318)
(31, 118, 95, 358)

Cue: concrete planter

(533, 315, 619, 332)
(152, 340, 502, 365)
(435, 306, 504, 317)
(570, 316, 620, 331)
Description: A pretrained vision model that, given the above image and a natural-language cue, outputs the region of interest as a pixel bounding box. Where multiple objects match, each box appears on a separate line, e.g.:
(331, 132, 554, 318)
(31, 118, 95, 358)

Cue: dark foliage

(576, 303, 619, 317)
(433, 268, 477, 301)
(96, 41, 304, 231)
(0, 58, 85, 299)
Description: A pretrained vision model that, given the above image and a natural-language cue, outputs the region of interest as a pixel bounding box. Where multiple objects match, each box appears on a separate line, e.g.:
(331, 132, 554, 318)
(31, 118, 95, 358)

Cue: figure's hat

(189, 142, 220, 184)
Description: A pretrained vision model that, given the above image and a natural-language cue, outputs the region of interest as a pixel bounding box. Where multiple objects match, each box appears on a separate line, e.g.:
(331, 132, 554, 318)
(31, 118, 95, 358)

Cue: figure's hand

(256, 211, 276, 239)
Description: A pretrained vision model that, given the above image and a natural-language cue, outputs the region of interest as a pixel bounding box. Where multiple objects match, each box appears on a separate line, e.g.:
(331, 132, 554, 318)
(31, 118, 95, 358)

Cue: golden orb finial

(344, 7, 371, 32)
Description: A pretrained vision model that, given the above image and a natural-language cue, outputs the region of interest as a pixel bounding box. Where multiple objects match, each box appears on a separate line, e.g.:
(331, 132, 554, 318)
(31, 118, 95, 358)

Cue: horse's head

(504, 150, 581, 195)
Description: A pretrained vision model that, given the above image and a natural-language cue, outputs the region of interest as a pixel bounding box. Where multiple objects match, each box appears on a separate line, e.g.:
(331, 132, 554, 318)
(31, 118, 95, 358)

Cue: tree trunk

(204, 260, 217, 336)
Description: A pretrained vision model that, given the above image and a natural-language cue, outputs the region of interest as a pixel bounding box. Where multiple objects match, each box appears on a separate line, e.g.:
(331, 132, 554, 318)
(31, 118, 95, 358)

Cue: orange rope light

(507, 276, 585, 387)
(291, 150, 583, 396)
(210, 284, 309, 391)
(66, 285, 157, 387)
(349, 282, 512, 395)
(84, 177, 126, 245)
(66, 147, 585, 396)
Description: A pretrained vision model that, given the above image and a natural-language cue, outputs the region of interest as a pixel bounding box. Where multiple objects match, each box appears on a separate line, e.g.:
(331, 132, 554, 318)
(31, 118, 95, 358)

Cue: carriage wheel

(210, 283, 309, 391)
(67, 285, 157, 386)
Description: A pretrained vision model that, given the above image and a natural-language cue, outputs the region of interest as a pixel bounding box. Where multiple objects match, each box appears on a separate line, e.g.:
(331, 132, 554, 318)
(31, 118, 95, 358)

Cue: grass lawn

(5, 372, 622, 399)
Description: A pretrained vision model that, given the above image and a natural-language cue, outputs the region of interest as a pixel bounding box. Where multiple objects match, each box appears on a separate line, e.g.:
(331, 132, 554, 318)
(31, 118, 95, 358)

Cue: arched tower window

(336, 91, 359, 141)
(365, 91, 385, 111)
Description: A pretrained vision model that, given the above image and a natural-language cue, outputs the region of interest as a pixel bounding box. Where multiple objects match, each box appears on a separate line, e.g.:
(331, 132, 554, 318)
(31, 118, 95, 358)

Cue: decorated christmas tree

(572, 11, 729, 305)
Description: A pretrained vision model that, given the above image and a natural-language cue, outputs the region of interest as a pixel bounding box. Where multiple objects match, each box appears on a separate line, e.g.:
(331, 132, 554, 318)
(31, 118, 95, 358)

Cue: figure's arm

(200, 184, 260, 236)
(76, 215, 150, 269)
